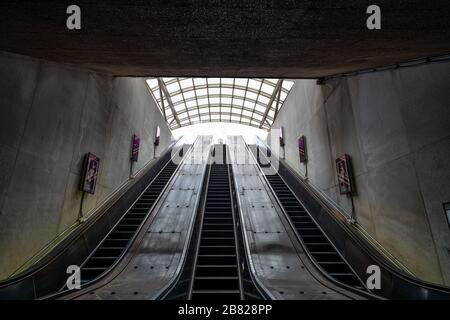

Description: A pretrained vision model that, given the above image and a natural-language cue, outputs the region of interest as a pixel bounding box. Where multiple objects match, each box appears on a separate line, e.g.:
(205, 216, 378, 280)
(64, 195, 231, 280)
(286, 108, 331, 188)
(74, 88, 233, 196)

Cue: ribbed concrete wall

(0, 53, 173, 279)
(270, 62, 450, 285)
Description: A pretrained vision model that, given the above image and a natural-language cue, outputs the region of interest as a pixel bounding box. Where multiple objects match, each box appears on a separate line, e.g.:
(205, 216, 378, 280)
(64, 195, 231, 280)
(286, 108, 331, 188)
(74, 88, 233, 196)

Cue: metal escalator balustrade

(265, 173, 365, 290)
(79, 161, 179, 285)
(191, 155, 242, 299)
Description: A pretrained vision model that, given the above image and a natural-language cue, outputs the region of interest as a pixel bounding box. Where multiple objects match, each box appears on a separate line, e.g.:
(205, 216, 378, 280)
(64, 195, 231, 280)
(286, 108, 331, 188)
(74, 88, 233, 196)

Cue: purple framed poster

(154, 126, 161, 146)
(279, 127, 285, 147)
(336, 154, 354, 195)
(80, 153, 100, 194)
(298, 136, 307, 163)
(131, 134, 140, 162)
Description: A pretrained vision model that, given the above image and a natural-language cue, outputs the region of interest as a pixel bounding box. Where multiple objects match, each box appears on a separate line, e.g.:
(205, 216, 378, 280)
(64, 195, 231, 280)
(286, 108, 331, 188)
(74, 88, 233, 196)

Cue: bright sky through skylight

(172, 122, 268, 145)
(146, 77, 294, 131)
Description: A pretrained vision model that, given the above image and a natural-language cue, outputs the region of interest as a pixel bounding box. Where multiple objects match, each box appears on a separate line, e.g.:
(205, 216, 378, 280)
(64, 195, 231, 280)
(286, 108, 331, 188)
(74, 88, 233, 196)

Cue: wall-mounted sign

(279, 127, 285, 147)
(154, 126, 161, 146)
(298, 136, 307, 163)
(80, 153, 100, 194)
(131, 134, 140, 162)
(336, 154, 354, 195)
(444, 203, 450, 229)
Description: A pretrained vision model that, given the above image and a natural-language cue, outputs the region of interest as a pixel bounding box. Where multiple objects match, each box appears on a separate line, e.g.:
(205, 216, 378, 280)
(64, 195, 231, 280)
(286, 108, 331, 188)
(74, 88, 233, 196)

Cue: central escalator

(190, 162, 242, 299)
(79, 161, 179, 285)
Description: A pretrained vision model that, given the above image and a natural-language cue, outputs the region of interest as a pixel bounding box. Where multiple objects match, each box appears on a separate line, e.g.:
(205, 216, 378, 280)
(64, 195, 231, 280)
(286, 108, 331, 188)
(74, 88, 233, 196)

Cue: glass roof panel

(146, 77, 295, 131)
(194, 78, 206, 86)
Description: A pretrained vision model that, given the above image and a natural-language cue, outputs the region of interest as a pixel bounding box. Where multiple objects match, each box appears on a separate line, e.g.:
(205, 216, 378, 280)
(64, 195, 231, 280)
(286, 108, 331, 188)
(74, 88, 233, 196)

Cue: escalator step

(193, 277, 240, 290)
(197, 255, 237, 265)
(199, 246, 236, 255)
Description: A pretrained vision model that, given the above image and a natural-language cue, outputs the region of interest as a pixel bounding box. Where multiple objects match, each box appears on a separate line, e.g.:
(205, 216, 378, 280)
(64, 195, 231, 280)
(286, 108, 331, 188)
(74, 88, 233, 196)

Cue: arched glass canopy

(146, 77, 295, 131)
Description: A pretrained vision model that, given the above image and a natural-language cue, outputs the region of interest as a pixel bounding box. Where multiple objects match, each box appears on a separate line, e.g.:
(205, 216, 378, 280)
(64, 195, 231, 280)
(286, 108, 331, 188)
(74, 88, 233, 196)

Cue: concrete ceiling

(1, 1, 450, 78)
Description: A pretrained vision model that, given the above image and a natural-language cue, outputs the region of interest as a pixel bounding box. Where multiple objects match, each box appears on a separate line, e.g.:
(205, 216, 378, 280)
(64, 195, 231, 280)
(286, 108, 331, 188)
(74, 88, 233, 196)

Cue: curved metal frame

(146, 78, 295, 130)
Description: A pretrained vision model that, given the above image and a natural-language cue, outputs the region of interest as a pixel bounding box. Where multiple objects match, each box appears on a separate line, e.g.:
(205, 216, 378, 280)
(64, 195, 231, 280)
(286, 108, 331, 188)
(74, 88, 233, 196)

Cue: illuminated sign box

(298, 136, 307, 163)
(279, 127, 285, 146)
(131, 134, 140, 162)
(154, 126, 161, 146)
(80, 153, 100, 194)
(336, 154, 354, 195)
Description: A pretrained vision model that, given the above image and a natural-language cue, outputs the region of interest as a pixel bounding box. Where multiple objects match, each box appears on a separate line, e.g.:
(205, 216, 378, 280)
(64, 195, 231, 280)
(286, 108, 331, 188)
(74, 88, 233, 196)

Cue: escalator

(52, 137, 210, 300)
(265, 174, 364, 290)
(252, 143, 450, 299)
(0, 143, 186, 300)
(79, 162, 179, 284)
(160, 144, 267, 301)
(190, 162, 242, 299)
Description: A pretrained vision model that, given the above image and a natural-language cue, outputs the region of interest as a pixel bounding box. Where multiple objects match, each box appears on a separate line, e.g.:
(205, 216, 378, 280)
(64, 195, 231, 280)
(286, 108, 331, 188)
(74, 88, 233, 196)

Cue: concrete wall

(270, 62, 450, 285)
(0, 53, 173, 279)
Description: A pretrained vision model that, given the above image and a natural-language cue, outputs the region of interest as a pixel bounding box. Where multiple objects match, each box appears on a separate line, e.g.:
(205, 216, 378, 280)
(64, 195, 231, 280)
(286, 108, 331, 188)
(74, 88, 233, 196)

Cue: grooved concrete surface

(0, 52, 173, 279)
(269, 62, 450, 285)
(0, 1, 450, 77)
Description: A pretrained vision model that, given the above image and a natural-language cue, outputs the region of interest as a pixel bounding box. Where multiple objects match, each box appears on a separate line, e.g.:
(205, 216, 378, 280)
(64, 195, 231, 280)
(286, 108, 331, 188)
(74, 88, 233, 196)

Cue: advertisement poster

(298, 136, 307, 163)
(336, 154, 354, 195)
(80, 153, 100, 194)
(154, 126, 161, 146)
(279, 127, 285, 146)
(131, 134, 140, 162)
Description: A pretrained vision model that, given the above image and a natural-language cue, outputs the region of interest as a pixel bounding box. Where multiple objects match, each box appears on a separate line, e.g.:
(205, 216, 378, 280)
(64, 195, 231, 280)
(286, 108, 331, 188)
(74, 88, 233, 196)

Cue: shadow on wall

(0, 52, 173, 280)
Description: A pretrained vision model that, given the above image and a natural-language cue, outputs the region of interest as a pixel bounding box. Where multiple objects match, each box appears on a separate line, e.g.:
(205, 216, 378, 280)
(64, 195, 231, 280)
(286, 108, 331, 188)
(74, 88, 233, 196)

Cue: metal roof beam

(158, 78, 181, 127)
(259, 79, 283, 129)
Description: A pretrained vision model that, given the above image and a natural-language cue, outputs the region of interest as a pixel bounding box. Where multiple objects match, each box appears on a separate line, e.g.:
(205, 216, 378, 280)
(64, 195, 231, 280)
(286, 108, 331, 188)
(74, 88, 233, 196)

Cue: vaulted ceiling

(146, 78, 295, 130)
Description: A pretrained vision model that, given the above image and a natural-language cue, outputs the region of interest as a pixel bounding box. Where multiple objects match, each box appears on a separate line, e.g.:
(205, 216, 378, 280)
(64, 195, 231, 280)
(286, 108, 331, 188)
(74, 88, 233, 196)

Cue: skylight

(146, 77, 295, 131)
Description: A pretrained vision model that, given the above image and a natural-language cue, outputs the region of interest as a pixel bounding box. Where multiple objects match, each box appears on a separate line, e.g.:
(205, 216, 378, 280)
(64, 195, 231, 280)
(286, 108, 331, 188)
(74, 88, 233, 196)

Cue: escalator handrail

(42, 139, 196, 299)
(254, 141, 450, 297)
